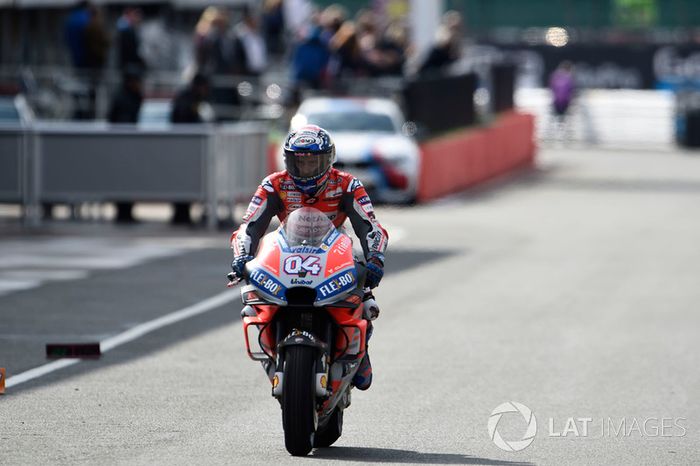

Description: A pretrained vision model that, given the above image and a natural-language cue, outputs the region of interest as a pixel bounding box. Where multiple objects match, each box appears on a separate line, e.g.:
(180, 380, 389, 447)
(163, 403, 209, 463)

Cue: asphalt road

(1, 146, 699, 465)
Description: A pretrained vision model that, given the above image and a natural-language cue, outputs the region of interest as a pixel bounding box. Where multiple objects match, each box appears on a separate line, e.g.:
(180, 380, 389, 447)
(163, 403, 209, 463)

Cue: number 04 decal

(283, 255, 321, 275)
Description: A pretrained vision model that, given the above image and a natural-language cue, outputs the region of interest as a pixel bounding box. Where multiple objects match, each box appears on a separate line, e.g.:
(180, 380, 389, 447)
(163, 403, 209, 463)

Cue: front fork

(270, 328, 332, 399)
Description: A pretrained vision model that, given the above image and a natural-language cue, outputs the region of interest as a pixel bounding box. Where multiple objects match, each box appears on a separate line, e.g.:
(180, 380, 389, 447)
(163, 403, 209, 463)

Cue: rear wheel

(282, 346, 317, 456)
(313, 408, 343, 448)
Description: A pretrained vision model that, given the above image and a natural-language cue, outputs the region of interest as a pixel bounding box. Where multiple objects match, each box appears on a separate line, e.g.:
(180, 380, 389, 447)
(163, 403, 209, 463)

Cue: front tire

(282, 346, 316, 456)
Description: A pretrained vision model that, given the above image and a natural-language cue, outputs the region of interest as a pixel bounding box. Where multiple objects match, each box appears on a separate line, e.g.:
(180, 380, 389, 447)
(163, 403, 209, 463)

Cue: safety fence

(0, 122, 268, 228)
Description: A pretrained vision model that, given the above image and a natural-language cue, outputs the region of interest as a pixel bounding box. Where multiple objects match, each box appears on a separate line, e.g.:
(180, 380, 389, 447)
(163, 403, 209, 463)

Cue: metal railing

(0, 121, 269, 229)
(515, 88, 675, 148)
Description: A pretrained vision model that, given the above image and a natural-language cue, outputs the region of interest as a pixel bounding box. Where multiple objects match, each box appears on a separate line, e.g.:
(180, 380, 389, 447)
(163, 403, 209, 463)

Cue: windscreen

(283, 207, 335, 247)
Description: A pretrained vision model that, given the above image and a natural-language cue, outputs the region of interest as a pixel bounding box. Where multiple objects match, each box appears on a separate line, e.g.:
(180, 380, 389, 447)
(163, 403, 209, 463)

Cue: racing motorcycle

(229, 207, 370, 456)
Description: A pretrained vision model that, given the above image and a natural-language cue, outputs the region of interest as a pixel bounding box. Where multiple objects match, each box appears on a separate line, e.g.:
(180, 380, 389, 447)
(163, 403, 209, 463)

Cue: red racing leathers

(231, 169, 388, 264)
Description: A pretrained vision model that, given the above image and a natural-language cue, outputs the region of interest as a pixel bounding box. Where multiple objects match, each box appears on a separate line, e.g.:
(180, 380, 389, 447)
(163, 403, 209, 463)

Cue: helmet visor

(284, 151, 332, 180)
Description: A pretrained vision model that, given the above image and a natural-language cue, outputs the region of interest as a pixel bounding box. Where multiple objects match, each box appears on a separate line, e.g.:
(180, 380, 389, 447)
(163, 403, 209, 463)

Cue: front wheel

(282, 346, 317, 456)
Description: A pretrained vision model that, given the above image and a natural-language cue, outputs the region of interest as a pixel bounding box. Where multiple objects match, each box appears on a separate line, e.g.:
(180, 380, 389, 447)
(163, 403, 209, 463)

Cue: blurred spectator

(107, 68, 143, 123)
(418, 10, 463, 76)
(548, 61, 576, 142)
(116, 7, 146, 74)
(64, 1, 93, 120)
(170, 73, 211, 225)
(194, 7, 239, 120)
(84, 5, 110, 70)
(170, 73, 211, 123)
(328, 21, 361, 81)
(262, 0, 285, 57)
(320, 4, 346, 42)
(549, 61, 576, 118)
(64, 1, 91, 69)
(232, 6, 268, 77)
(283, 0, 313, 38)
(354, 8, 379, 76)
(290, 24, 330, 90)
(108, 68, 143, 223)
(366, 21, 407, 76)
(194, 7, 232, 76)
(84, 5, 110, 119)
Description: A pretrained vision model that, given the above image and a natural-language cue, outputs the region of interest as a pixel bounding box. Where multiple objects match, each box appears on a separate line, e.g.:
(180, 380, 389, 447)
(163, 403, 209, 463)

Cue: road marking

(5, 288, 239, 390)
(0, 237, 222, 297)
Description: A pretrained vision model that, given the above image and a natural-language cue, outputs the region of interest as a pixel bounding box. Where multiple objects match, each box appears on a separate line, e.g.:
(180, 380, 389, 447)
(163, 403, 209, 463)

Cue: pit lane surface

(1, 146, 699, 465)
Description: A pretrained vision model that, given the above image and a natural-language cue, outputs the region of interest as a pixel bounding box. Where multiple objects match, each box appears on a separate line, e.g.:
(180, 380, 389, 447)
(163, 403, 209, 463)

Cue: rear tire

(313, 408, 343, 448)
(282, 346, 316, 456)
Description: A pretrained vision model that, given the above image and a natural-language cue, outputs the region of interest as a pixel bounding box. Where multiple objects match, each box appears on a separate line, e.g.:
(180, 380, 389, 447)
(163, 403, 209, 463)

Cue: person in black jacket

(108, 68, 143, 123)
(170, 73, 210, 123)
(107, 68, 143, 223)
(169, 73, 211, 225)
(116, 7, 145, 74)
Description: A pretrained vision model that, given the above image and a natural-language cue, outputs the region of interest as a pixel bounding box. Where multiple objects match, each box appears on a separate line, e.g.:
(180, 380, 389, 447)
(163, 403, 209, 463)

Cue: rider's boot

(352, 292, 378, 390)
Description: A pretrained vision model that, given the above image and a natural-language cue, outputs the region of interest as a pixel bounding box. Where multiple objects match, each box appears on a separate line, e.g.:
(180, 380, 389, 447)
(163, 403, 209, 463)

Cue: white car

(288, 97, 420, 203)
(0, 95, 35, 126)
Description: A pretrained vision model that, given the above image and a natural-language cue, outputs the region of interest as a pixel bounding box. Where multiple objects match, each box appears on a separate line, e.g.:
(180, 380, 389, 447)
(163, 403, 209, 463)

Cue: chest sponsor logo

(325, 187, 343, 198)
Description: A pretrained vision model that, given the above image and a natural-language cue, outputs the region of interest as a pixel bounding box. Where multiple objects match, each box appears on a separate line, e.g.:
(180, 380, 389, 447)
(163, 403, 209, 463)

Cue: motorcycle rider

(230, 124, 387, 390)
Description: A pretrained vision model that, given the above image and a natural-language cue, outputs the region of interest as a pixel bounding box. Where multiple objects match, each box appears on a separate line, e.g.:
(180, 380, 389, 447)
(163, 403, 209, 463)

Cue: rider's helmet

(283, 125, 336, 196)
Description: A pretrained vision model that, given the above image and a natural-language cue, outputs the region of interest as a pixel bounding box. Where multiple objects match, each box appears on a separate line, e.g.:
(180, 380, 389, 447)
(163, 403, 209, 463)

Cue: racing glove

(231, 255, 254, 280)
(364, 255, 384, 289)
(363, 290, 380, 320)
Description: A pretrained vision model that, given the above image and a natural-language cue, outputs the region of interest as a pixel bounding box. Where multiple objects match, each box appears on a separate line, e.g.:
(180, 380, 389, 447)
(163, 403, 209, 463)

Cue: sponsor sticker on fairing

(316, 271, 356, 299)
(249, 268, 285, 297)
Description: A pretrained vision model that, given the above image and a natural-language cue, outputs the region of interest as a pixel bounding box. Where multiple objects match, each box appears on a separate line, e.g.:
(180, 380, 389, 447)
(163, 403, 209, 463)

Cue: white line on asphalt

(5, 288, 239, 390)
(4, 359, 80, 388)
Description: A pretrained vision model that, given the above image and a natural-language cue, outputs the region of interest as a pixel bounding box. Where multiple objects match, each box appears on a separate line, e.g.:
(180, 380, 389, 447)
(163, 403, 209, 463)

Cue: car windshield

(283, 207, 335, 247)
(306, 111, 396, 133)
(0, 99, 20, 122)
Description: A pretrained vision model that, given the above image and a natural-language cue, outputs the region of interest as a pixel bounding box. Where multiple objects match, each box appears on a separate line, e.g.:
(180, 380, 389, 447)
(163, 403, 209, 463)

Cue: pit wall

(417, 111, 536, 202)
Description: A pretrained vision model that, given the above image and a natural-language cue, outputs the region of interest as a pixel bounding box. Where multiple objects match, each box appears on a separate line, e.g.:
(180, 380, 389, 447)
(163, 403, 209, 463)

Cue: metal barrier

(515, 88, 675, 147)
(0, 122, 269, 229)
(0, 126, 27, 204)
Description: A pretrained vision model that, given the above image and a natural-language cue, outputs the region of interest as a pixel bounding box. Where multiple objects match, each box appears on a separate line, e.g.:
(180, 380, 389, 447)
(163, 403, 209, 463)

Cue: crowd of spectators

(60, 1, 465, 124)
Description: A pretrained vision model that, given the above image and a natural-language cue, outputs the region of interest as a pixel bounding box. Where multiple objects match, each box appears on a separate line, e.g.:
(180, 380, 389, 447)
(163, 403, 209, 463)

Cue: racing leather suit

(231, 169, 388, 263)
